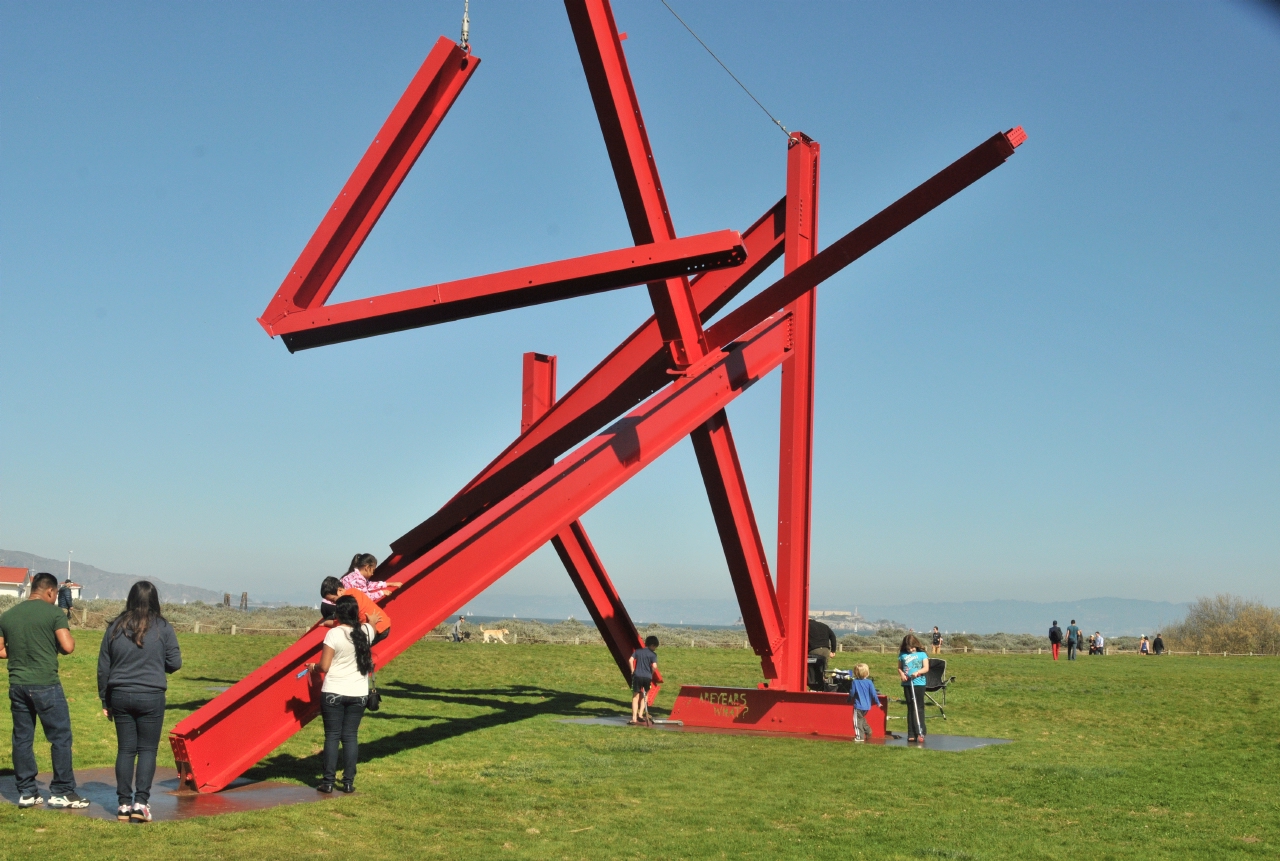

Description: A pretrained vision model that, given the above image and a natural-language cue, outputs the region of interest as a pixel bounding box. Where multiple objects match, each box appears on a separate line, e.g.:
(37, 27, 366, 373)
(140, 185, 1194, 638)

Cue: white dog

(481, 628, 510, 643)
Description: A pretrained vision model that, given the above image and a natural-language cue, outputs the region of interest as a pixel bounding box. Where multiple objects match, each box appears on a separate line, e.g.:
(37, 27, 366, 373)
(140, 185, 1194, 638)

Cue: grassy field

(0, 632, 1276, 860)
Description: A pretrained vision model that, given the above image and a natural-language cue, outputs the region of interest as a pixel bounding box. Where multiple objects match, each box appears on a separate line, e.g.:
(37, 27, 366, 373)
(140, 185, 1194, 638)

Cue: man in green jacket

(0, 571, 89, 808)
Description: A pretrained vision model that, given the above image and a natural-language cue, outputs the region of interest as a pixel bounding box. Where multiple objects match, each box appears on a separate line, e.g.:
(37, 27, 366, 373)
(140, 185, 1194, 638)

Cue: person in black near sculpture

(807, 618, 837, 690)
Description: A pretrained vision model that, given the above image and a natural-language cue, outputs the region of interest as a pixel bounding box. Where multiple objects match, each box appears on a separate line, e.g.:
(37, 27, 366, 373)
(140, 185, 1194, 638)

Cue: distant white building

(0, 567, 31, 599)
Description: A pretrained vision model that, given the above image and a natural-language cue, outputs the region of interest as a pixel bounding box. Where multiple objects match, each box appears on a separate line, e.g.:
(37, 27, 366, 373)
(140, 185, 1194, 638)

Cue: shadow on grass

(241, 682, 630, 785)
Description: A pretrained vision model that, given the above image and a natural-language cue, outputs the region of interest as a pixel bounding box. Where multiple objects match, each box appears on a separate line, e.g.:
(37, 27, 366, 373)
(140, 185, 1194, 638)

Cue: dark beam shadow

(240, 683, 636, 785)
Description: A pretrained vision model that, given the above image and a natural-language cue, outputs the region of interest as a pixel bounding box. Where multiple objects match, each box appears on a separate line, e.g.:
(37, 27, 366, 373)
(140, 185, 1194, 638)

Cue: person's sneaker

(47, 792, 90, 809)
(117, 804, 133, 821)
(316, 782, 334, 794)
(339, 780, 355, 794)
(17, 794, 43, 808)
(130, 803, 152, 823)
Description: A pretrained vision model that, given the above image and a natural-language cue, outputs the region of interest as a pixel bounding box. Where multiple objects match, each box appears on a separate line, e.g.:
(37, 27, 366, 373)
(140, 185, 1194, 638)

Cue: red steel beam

(383, 199, 785, 571)
(259, 38, 479, 330)
(565, 0, 707, 368)
(270, 230, 746, 351)
(775, 133, 821, 691)
(170, 310, 794, 792)
(690, 411, 784, 674)
(521, 353, 653, 684)
(521, 352, 558, 435)
(706, 128, 1027, 352)
(552, 523, 656, 684)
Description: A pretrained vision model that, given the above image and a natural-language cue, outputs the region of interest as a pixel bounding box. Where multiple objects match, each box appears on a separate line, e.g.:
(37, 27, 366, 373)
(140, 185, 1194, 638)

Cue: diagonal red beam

(554, 521, 655, 683)
(521, 354, 655, 684)
(260, 38, 479, 329)
(565, 0, 708, 368)
(568, 0, 776, 672)
(170, 310, 793, 792)
(690, 410, 784, 671)
(707, 129, 1026, 352)
(269, 230, 746, 351)
(384, 199, 785, 569)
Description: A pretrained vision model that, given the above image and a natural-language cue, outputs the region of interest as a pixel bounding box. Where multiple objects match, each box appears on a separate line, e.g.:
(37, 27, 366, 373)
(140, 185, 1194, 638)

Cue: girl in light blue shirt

(898, 634, 929, 743)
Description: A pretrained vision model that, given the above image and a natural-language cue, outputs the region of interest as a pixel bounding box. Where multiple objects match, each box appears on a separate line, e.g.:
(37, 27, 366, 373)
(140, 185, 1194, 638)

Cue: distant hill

(853, 598, 1189, 638)
(0, 550, 225, 604)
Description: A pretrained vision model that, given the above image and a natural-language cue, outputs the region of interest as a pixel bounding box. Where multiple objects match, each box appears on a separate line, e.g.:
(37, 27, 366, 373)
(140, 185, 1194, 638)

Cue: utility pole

(68, 550, 72, 583)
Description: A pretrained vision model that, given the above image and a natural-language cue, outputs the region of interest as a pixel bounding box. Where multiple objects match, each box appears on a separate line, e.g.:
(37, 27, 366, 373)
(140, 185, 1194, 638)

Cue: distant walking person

(307, 595, 375, 794)
(0, 572, 89, 809)
(1048, 621, 1064, 661)
(1139, 636, 1151, 655)
(57, 580, 74, 620)
(1152, 633, 1165, 655)
(452, 616, 465, 642)
(930, 627, 943, 655)
(98, 581, 182, 823)
(898, 634, 929, 744)
(340, 554, 402, 603)
(1066, 620, 1081, 661)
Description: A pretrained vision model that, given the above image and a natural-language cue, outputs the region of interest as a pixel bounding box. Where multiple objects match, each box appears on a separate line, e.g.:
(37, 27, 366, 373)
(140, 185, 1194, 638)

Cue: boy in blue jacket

(849, 663, 881, 742)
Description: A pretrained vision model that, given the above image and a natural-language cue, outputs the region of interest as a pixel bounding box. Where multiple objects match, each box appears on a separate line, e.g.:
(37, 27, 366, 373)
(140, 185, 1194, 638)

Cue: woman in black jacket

(97, 581, 182, 823)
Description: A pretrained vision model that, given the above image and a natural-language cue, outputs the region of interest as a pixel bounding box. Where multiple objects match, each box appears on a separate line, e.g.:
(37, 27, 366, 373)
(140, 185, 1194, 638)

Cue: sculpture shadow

(241, 682, 630, 785)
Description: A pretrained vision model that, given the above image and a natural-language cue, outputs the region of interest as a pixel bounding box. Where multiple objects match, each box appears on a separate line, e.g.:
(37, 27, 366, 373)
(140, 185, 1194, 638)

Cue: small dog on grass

(481, 628, 510, 643)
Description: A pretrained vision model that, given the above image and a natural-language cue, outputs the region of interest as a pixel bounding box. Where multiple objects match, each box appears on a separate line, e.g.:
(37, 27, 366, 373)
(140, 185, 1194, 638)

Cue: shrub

(1164, 594, 1280, 655)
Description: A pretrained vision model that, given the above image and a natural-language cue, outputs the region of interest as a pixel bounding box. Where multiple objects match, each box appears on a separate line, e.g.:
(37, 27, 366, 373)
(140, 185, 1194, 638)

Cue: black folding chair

(923, 658, 955, 719)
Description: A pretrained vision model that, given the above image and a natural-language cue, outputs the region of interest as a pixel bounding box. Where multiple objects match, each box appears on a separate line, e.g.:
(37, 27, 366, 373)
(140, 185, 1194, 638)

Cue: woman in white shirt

(306, 596, 374, 793)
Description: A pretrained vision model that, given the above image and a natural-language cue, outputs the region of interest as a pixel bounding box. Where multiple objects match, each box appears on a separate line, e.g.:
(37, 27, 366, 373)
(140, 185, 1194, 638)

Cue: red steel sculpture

(170, 0, 1025, 791)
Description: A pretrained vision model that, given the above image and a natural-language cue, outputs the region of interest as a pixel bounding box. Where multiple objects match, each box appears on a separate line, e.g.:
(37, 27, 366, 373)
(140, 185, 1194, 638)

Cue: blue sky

(2, 1, 1277, 609)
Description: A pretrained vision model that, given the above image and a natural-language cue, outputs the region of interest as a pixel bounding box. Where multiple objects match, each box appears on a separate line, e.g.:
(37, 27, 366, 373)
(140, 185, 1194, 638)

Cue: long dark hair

(334, 595, 374, 676)
(347, 553, 377, 574)
(111, 581, 164, 648)
(899, 633, 923, 655)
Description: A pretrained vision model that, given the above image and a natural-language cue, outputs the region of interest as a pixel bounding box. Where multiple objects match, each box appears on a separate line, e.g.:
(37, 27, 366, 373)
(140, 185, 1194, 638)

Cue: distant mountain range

(464, 593, 1188, 636)
(0, 550, 225, 604)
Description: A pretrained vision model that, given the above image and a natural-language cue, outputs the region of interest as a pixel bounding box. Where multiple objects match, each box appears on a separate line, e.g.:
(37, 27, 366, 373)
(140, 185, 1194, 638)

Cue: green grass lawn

(0, 632, 1276, 859)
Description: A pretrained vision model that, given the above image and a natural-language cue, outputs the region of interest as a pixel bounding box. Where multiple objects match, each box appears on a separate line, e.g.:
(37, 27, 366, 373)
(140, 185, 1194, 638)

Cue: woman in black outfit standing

(97, 581, 182, 823)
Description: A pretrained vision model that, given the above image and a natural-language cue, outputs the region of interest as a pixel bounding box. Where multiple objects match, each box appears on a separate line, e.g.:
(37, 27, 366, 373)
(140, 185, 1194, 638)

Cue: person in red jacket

(1048, 621, 1064, 660)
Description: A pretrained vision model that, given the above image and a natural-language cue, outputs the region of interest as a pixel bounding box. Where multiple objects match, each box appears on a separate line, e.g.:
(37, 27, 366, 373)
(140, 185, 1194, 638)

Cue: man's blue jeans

(9, 683, 76, 796)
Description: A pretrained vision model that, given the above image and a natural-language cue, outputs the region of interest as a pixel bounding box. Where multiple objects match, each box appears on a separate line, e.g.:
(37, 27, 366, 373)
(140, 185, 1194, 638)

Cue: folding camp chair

(922, 658, 955, 719)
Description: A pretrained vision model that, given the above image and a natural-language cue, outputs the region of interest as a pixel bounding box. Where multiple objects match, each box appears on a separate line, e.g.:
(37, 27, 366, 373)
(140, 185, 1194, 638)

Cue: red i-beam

(169, 0, 1025, 790)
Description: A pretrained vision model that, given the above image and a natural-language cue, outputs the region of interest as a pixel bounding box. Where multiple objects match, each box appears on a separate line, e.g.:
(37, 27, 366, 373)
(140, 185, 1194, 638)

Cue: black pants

(903, 684, 927, 739)
(320, 693, 366, 783)
(9, 683, 76, 796)
(108, 689, 166, 806)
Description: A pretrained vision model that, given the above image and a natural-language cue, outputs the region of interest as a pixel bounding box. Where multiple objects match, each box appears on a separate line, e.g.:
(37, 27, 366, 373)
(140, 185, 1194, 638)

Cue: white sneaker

(47, 792, 90, 809)
(17, 794, 43, 808)
(130, 803, 152, 823)
(117, 804, 133, 821)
